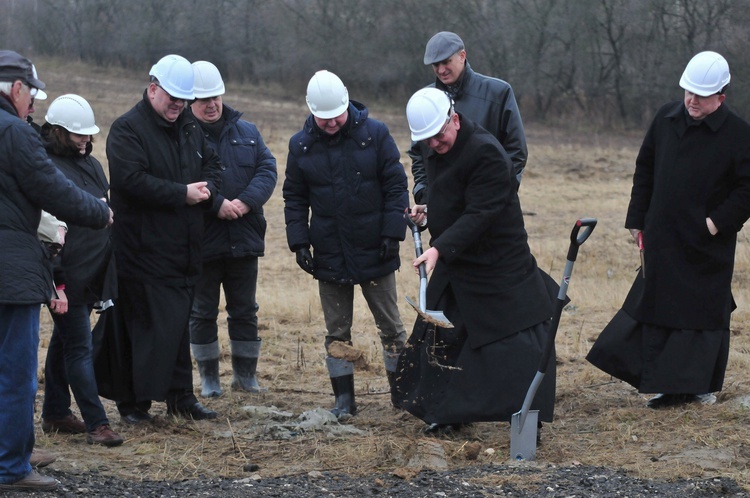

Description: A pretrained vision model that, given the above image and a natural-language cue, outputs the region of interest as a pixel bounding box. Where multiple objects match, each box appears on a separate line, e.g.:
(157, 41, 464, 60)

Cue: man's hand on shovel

(409, 204, 428, 228)
(413, 246, 439, 276)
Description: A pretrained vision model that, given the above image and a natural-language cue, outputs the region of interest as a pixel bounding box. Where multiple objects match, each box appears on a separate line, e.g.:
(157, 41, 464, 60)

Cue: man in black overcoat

(587, 51, 750, 408)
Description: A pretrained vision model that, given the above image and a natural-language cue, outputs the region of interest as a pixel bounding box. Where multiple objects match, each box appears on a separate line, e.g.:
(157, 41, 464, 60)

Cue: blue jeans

(42, 304, 109, 431)
(190, 256, 259, 344)
(0, 304, 38, 484)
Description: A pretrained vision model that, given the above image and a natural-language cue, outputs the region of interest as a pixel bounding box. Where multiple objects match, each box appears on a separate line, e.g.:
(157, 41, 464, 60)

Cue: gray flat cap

(423, 31, 465, 65)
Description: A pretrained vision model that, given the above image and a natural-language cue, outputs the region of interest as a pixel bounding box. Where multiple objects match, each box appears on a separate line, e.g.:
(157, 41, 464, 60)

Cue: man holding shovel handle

(395, 88, 561, 434)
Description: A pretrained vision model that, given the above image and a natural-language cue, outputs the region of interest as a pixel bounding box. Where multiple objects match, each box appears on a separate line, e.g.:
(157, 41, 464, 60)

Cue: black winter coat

(283, 101, 408, 284)
(425, 115, 554, 348)
(106, 92, 222, 287)
(623, 101, 750, 330)
(42, 129, 116, 305)
(0, 97, 110, 305)
(199, 105, 277, 261)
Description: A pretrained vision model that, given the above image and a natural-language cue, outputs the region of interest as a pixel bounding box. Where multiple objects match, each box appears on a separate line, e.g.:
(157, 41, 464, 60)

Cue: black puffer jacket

(199, 105, 277, 261)
(0, 97, 110, 305)
(283, 101, 408, 284)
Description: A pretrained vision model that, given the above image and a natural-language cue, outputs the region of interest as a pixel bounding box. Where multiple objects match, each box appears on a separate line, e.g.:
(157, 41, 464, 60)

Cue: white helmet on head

(149, 54, 195, 100)
(406, 88, 452, 141)
(45, 94, 100, 135)
(192, 61, 225, 99)
(31, 64, 47, 100)
(679, 51, 731, 96)
(306, 70, 349, 119)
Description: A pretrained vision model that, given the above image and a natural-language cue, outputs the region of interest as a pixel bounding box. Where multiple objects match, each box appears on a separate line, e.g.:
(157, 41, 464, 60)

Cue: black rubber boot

(230, 339, 267, 393)
(326, 356, 356, 420)
(191, 341, 222, 398)
(330, 374, 357, 419)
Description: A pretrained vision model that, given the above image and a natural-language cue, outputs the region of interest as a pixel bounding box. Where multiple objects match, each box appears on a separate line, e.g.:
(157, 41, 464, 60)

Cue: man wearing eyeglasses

(0, 50, 112, 491)
(399, 88, 557, 434)
(106, 54, 222, 424)
(409, 31, 527, 205)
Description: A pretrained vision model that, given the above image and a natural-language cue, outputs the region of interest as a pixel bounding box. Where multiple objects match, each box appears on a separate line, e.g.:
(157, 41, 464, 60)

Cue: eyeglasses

(422, 115, 452, 143)
(156, 83, 186, 102)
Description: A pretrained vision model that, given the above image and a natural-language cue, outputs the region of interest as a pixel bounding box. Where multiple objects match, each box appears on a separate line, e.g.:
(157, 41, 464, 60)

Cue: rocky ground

(9, 463, 746, 497)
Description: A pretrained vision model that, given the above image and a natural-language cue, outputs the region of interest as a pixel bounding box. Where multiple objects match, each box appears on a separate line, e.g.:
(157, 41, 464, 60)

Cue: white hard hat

(192, 61, 225, 99)
(306, 70, 349, 119)
(45, 94, 100, 135)
(406, 88, 452, 141)
(31, 64, 47, 100)
(679, 51, 731, 97)
(149, 54, 195, 100)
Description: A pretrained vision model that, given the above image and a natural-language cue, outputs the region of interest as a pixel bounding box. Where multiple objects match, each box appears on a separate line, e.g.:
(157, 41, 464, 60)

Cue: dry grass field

(31, 58, 750, 493)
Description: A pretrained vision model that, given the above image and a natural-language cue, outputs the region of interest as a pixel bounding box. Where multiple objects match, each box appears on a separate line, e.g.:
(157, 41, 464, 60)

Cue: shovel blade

(405, 296, 454, 328)
(510, 409, 539, 461)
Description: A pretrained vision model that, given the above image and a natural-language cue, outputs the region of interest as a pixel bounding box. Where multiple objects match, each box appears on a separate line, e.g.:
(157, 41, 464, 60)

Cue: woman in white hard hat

(39, 94, 123, 446)
(587, 51, 750, 409)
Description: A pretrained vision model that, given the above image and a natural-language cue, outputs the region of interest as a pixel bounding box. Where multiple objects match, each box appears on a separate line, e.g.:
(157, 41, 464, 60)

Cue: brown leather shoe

(42, 413, 86, 434)
(0, 470, 57, 491)
(29, 448, 57, 468)
(86, 424, 124, 447)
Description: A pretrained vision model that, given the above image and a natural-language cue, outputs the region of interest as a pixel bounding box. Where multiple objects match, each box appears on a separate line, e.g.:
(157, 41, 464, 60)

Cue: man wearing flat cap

(409, 31, 528, 204)
(0, 50, 112, 491)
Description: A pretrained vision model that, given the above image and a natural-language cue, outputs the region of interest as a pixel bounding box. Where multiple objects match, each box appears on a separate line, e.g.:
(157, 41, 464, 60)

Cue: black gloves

(379, 237, 400, 261)
(295, 247, 315, 275)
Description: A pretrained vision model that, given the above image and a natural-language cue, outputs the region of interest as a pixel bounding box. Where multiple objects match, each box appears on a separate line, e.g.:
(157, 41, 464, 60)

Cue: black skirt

(586, 309, 730, 394)
(394, 283, 556, 425)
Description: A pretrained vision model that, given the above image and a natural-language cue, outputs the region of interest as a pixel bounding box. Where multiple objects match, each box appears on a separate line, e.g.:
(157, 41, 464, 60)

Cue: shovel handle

(405, 211, 430, 311)
(404, 212, 423, 255)
(567, 218, 597, 262)
(514, 219, 596, 454)
(538, 218, 597, 376)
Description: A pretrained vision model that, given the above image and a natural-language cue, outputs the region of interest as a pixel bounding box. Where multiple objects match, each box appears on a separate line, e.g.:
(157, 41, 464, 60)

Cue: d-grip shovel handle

(567, 217, 597, 262)
(538, 217, 597, 376)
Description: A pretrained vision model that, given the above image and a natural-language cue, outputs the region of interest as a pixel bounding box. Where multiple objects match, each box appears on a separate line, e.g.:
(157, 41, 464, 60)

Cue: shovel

(510, 217, 597, 461)
(404, 215, 453, 329)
